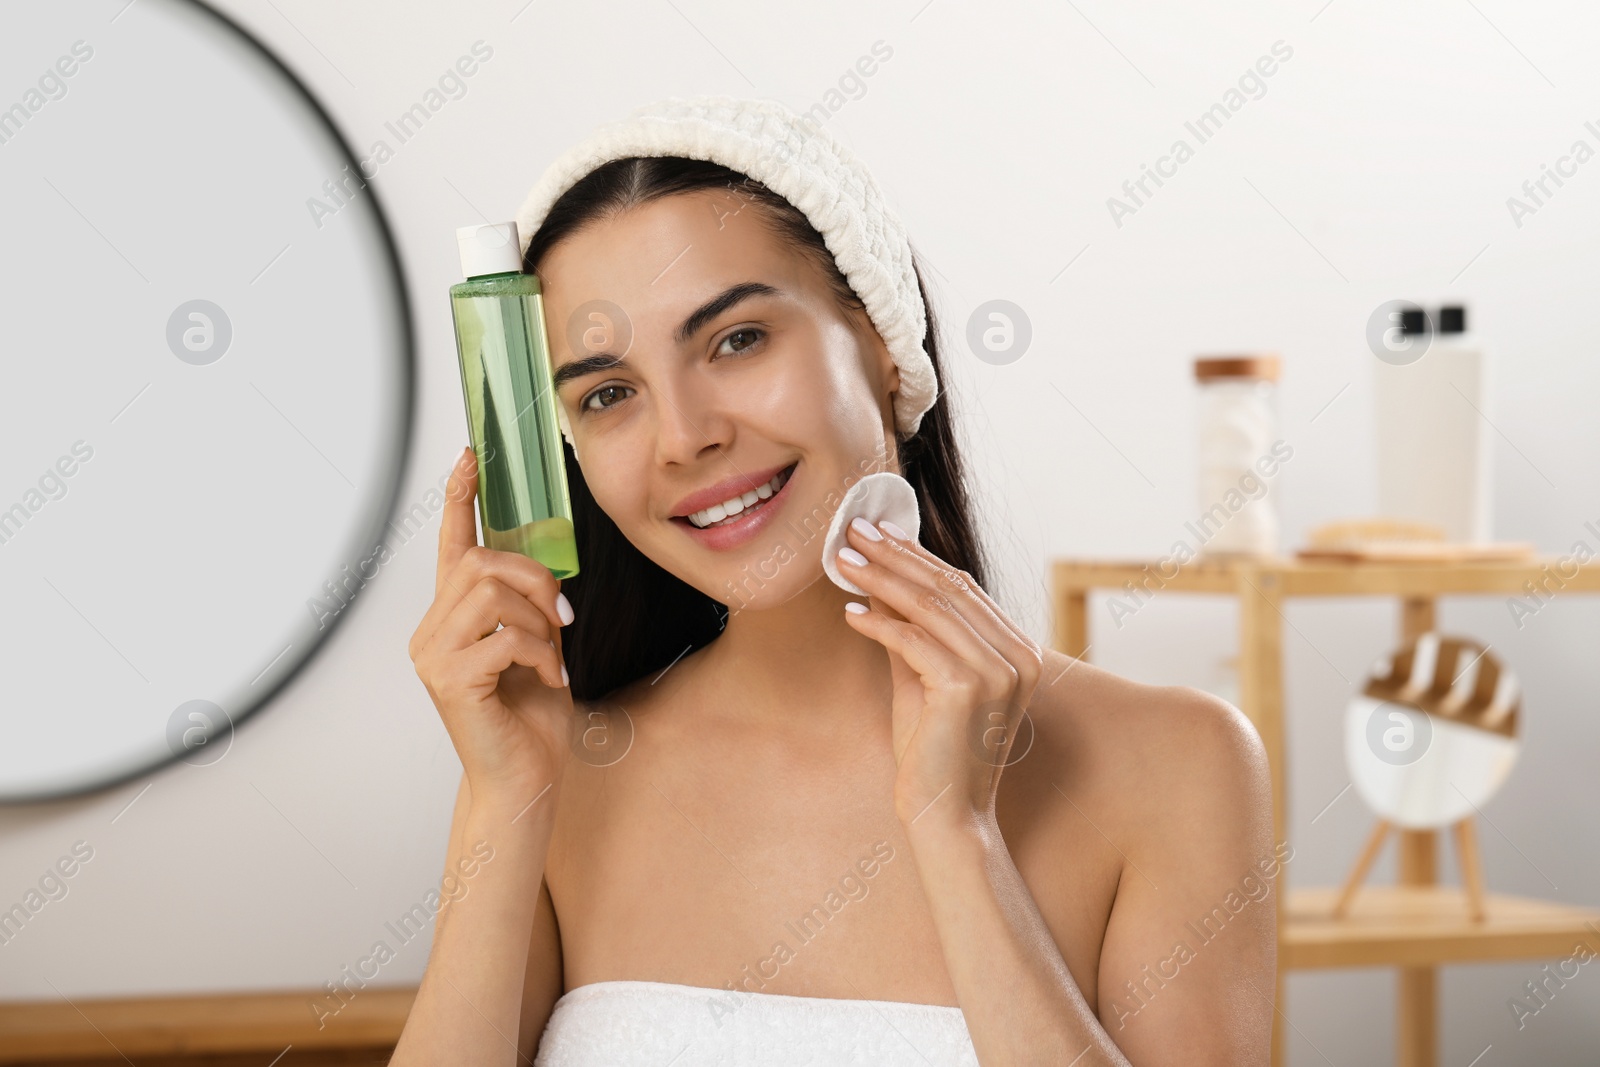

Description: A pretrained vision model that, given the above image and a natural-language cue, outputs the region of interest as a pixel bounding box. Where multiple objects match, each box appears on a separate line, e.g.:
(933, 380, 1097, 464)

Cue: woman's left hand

(838, 517, 1044, 831)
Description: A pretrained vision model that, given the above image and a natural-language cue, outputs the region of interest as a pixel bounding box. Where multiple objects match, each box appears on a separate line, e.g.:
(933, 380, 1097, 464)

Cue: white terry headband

(514, 95, 936, 448)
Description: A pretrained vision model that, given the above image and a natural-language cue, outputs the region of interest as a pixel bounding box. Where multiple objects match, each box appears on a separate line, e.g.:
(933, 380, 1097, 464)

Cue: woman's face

(537, 187, 901, 611)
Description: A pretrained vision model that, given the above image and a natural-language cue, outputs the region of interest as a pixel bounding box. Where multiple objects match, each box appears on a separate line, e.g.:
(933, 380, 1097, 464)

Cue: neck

(697, 575, 892, 729)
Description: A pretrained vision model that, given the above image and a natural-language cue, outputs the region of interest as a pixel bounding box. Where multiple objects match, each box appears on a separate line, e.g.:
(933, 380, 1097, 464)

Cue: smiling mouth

(681, 463, 797, 529)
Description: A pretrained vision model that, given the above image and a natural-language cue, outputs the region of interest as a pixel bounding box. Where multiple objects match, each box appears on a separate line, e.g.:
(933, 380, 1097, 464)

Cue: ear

(870, 331, 900, 439)
(868, 326, 900, 402)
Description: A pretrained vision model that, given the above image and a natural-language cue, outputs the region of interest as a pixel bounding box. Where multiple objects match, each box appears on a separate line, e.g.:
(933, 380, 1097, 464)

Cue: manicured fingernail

(879, 520, 910, 541)
(555, 592, 575, 626)
(849, 516, 883, 541)
(838, 546, 869, 568)
(560, 664, 570, 687)
(844, 601, 869, 615)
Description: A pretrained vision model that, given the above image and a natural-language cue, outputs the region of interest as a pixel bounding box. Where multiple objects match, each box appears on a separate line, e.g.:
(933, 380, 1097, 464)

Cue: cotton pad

(822, 472, 921, 596)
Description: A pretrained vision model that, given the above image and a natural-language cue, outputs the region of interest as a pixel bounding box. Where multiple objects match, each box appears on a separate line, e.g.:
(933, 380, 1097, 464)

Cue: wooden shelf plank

(0, 1049, 395, 1067)
(0, 987, 414, 1064)
(1051, 557, 1245, 594)
(1051, 556, 1600, 598)
(1284, 886, 1600, 969)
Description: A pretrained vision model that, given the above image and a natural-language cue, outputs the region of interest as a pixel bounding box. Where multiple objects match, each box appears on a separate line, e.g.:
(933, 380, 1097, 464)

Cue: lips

(671, 461, 799, 552)
(669, 461, 796, 520)
(683, 465, 794, 529)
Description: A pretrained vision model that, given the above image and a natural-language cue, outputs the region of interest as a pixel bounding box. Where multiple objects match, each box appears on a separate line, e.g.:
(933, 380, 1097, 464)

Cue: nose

(652, 373, 733, 467)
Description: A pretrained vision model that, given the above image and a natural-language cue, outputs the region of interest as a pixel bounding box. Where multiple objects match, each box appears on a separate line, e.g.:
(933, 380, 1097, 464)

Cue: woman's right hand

(408, 446, 575, 808)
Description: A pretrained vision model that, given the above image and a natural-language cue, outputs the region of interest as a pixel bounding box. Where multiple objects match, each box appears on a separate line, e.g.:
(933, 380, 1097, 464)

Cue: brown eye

(715, 327, 765, 357)
(582, 384, 633, 412)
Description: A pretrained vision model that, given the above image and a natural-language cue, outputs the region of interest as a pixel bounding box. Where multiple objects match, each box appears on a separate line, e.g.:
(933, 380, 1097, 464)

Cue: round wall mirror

(0, 0, 413, 801)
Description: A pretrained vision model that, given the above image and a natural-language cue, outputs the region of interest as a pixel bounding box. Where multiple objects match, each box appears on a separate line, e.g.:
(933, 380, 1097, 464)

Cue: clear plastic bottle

(449, 222, 579, 578)
(1193, 355, 1282, 556)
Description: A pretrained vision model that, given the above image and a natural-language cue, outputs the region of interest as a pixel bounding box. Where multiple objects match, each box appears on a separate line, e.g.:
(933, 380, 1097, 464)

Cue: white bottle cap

(456, 221, 522, 278)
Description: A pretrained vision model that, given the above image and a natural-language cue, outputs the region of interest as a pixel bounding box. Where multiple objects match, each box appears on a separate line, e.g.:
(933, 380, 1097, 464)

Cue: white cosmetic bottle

(1372, 305, 1492, 543)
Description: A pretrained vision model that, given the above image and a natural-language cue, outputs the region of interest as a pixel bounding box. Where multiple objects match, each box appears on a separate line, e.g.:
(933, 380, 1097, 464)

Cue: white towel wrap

(533, 979, 979, 1067)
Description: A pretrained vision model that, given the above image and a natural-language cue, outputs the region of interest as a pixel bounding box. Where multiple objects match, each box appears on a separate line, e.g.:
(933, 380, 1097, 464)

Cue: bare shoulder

(1027, 649, 1266, 771)
(1010, 650, 1273, 858)
(1021, 662, 1279, 1056)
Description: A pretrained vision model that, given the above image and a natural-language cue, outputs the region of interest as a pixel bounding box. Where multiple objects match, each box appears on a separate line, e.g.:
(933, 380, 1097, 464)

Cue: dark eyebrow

(551, 282, 781, 392)
(552, 353, 625, 391)
(676, 281, 780, 345)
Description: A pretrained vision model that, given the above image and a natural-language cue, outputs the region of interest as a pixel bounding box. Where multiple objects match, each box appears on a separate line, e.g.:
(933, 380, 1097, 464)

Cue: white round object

(457, 221, 521, 278)
(1343, 695, 1520, 829)
(820, 472, 920, 596)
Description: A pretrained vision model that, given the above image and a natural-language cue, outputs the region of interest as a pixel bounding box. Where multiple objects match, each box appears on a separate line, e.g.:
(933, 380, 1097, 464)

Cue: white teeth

(687, 467, 792, 528)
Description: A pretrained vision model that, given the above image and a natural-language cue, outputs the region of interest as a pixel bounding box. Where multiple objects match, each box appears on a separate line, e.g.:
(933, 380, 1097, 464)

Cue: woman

(395, 97, 1277, 1066)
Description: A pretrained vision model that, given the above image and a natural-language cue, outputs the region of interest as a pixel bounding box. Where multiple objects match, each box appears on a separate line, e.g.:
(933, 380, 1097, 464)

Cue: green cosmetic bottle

(449, 221, 579, 578)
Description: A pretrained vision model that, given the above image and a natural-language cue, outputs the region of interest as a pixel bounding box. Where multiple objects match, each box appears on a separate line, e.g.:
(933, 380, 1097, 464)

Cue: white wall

(3, 0, 1598, 1062)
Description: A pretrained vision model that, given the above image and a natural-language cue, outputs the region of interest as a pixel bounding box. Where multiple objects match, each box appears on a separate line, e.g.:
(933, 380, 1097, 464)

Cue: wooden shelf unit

(1050, 554, 1600, 1067)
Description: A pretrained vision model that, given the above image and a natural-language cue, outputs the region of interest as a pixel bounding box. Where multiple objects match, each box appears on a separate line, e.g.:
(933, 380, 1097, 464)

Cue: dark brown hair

(522, 156, 987, 702)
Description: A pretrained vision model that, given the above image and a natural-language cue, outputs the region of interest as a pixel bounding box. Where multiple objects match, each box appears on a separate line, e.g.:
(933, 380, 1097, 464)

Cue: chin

(711, 559, 828, 617)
